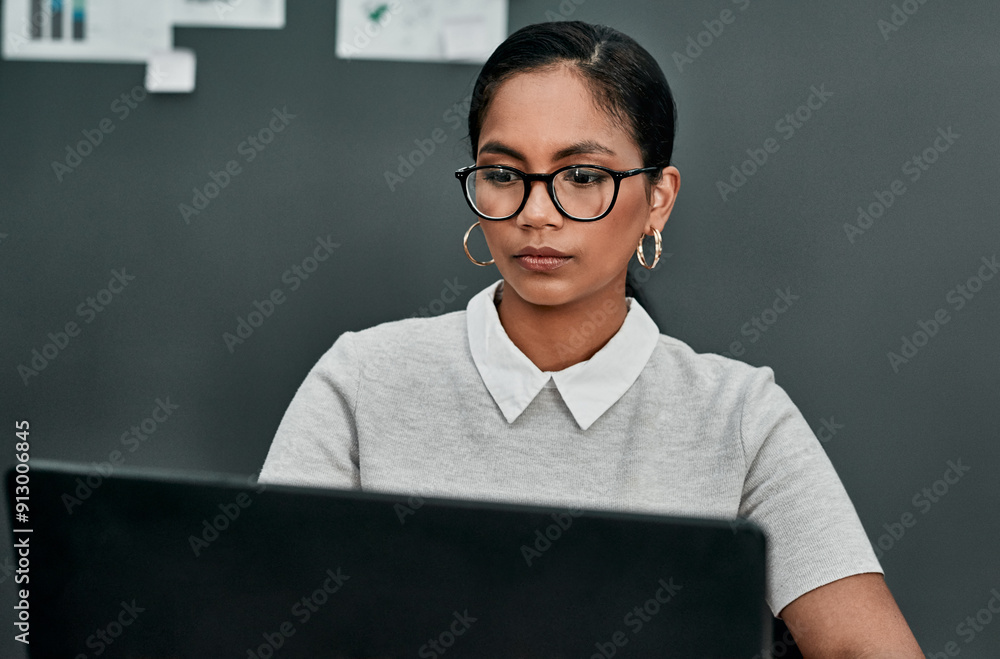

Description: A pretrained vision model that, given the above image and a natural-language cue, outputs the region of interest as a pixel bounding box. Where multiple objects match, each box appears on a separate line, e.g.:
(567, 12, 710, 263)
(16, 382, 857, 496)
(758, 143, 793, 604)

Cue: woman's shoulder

(648, 331, 772, 397)
(321, 309, 469, 364)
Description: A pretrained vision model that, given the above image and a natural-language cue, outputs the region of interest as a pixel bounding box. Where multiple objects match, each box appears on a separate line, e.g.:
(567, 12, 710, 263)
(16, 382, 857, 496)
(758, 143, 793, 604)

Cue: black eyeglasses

(454, 164, 661, 222)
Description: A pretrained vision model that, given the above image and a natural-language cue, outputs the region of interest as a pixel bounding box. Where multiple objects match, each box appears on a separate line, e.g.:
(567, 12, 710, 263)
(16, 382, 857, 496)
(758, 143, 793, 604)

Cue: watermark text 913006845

(12, 420, 32, 645)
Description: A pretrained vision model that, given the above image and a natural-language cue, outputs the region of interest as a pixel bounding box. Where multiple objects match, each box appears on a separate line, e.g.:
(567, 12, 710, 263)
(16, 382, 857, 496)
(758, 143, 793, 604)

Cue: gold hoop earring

(463, 221, 494, 266)
(636, 227, 662, 270)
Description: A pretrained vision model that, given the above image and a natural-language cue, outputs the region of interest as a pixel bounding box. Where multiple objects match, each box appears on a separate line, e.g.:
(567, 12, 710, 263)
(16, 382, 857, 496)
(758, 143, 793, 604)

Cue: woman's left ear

(648, 166, 681, 232)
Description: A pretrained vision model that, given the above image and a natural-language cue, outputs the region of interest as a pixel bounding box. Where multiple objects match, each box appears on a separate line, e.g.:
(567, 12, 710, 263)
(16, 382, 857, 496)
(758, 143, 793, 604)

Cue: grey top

(258, 279, 883, 616)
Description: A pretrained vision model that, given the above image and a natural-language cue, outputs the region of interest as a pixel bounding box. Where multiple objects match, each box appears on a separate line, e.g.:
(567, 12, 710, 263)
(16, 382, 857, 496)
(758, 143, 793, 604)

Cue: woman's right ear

(649, 166, 680, 232)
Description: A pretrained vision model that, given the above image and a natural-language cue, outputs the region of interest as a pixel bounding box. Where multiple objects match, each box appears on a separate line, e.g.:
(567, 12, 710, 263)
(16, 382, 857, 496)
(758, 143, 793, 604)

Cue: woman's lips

(515, 255, 572, 271)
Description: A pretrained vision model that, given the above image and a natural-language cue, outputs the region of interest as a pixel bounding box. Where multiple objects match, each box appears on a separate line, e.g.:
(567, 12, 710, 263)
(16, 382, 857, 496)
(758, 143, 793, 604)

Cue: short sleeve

(737, 365, 883, 617)
(257, 331, 362, 490)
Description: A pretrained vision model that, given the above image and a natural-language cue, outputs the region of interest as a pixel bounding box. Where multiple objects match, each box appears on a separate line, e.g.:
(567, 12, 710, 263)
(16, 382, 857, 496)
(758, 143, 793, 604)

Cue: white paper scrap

(170, 0, 285, 29)
(3, 0, 172, 63)
(336, 0, 507, 63)
(441, 15, 490, 61)
(146, 48, 196, 93)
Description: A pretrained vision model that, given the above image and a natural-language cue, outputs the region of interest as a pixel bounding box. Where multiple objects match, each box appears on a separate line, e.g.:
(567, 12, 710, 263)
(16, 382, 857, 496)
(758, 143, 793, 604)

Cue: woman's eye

(564, 168, 605, 185)
(483, 170, 517, 184)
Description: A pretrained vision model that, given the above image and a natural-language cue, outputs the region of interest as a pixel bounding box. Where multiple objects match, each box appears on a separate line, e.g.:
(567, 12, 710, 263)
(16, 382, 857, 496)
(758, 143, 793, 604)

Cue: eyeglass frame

(454, 163, 663, 222)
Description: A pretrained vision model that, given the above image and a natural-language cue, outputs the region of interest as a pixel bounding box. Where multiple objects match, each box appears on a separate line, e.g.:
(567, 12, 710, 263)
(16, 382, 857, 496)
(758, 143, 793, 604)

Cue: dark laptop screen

(9, 462, 769, 658)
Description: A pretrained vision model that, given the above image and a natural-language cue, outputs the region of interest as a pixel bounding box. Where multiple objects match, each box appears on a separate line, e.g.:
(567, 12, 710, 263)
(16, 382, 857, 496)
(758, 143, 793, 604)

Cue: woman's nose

(517, 180, 564, 228)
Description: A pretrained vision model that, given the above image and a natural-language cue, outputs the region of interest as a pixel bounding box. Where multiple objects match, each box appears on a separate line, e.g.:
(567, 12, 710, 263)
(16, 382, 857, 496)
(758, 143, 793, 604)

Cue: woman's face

(475, 64, 679, 309)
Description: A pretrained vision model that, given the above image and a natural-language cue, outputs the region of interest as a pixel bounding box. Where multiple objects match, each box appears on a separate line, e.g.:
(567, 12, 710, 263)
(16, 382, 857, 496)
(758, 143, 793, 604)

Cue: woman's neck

(495, 280, 629, 372)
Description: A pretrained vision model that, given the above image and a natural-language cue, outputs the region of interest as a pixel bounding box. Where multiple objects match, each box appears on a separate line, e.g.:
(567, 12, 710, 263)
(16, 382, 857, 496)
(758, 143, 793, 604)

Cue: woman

(259, 20, 923, 656)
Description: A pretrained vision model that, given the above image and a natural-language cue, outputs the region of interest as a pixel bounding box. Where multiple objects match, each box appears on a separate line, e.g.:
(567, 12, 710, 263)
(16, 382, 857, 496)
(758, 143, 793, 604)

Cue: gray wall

(2, 0, 998, 655)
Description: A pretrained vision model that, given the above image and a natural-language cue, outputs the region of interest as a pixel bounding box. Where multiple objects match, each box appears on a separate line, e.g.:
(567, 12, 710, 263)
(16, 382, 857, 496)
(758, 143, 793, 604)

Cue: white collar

(466, 278, 660, 430)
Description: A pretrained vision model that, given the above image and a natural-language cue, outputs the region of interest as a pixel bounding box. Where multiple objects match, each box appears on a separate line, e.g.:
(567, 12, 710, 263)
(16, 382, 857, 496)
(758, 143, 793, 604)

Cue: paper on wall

(3, 0, 172, 63)
(170, 0, 284, 28)
(145, 48, 196, 92)
(336, 0, 507, 63)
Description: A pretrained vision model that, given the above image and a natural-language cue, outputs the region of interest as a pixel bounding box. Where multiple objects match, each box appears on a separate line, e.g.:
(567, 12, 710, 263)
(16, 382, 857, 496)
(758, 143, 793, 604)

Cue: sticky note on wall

(146, 48, 196, 93)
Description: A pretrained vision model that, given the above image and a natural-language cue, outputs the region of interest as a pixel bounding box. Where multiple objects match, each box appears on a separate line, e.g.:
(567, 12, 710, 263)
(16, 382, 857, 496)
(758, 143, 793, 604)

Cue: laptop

(8, 460, 770, 658)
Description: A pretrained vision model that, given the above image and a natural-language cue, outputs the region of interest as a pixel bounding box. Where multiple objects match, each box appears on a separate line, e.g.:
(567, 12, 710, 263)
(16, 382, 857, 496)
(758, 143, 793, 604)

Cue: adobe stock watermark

(212, 0, 247, 19)
(61, 397, 180, 514)
(51, 73, 166, 182)
(73, 599, 145, 659)
(188, 476, 266, 557)
(727, 515, 756, 536)
(543, 0, 586, 22)
(337, 0, 408, 57)
(179, 106, 296, 224)
(4, 1, 52, 55)
(245, 567, 350, 659)
(750, 626, 800, 659)
(16, 268, 137, 385)
(407, 278, 469, 319)
(843, 126, 959, 244)
(877, 0, 933, 42)
(870, 458, 970, 559)
(546, 261, 680, 363)
(223, 235, 341, 353)
(671, 0, 753, 73)
(886, 254, 997, 373)
(211, 0, 293, 21)
(520, 507, 584, 567)
(392, 484, 443, 524)
(384, 93, 472, 193)
(417, 609, 477, 659)
(716, 84, 833, 202)
(813, 416, 845, 444)
(720, 286, 800, 360)
(589, 577, 683, 659)
(925, 587, 1000, 658)
(626, 251, 675, 295)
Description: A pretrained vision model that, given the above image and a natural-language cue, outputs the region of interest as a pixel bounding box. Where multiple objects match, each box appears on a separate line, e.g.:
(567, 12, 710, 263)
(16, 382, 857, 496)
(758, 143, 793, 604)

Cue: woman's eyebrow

(478, 140, 616, 161)
(551, 140, 616, 160)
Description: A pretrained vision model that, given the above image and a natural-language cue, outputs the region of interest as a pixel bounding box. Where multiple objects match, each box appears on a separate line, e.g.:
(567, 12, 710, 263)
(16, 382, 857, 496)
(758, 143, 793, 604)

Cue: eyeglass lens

(466, 167, 615, 220)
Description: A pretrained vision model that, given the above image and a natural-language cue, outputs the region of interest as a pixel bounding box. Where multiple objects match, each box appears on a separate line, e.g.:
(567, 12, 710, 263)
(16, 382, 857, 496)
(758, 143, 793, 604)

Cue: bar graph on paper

(26, 0, 84, 40)
(3, 0, 171, 62)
